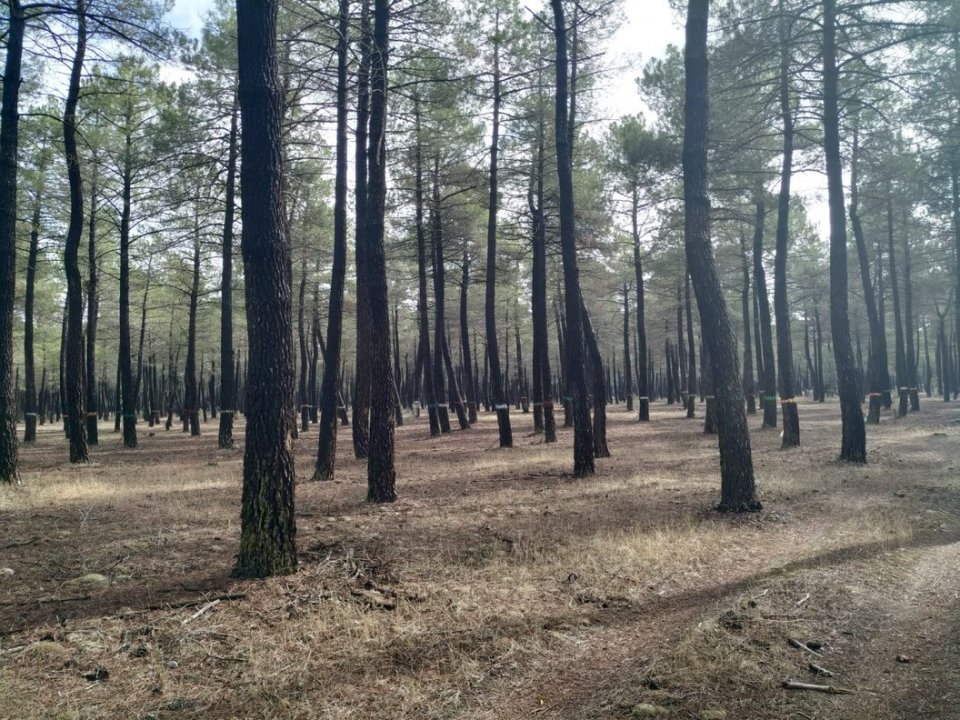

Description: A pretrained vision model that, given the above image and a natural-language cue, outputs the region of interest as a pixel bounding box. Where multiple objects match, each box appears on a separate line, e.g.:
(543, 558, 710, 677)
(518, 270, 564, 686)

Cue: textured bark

(739, 235, 756, 414)
(297, 259, 310, 432)
(352, 0, 372, 458)
(530, 132, 556, 440)
(218, 98, 238, 449)
(184, 216, 201, 436)
(85, 160, 99, 445)
(581, 298, 609, 458)
(885, 192, 908, 418)
(622, 285, 633, 411)
(823, 0, 866, 462)
(23, 184, 41, 444)
(313, 0, 350, 481)
(459, 253, 478, 424)
(552, 0, 593, 476)
(685, 273, 696, 417)
(684, 0, 758, 511)
(850, 125, 885, 425)
(753, 192, 777, 429)
(0, 0, 25, 481)
(902, 212, 919, 411)
(63, 1, 89, 464)
(485, 14, 513, 448)
(365, 0, 397, 503)
(430, 166, 452, 433)
(234, 0, 298, 577)
(774, 12, 798, 448)
(632, 190, 649, 421)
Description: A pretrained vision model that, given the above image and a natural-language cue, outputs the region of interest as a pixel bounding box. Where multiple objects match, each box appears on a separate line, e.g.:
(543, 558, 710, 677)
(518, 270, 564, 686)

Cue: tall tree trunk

(234, 0, 298, 577)
(184, 211, 201, 436)
(85, 158, 99, 445)
(485, 12, 513, 448)
(0, 0, 25, 482)
(552, 0, 593, 475)
(752, 191, 777, 428)
(459, 253, 478, 424)
(622, 284, 633, 411)
(530, 130, 556, 440)
(739, 235, 756, 414)
(581, 298, 609, 458)
(297, 258, 310, 432)
(850, 124, 885, 425)
(23, 183, 41, 443)
(902, 211, 918, 411)
(218, 98, 238, 449)
(684, 0, 759, 510)
(632, 189, 649, 421)
(313, 0, 350, 481)
(774, 6, 799, 447)
(352, 0, 372, 458)
(823, 0, 866, 462)
(63, 1, 89, 464)
(430, 164, 452, 433)
(885, 190, 908, 418)
(365, 0, 397, 503)
(685, 272, 696, 416)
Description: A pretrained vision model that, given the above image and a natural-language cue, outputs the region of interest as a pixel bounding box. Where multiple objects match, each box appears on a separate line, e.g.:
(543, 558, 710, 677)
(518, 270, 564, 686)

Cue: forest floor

(1, 399, 960, 719)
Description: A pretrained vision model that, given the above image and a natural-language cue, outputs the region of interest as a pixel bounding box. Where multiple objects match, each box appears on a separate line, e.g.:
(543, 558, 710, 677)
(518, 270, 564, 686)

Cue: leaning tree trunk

(552, 0, 593, 476)
(313, 0, 350, 482)
(218, 97, 238, 449)
(850, 124, 885, 426)
(753, 190, 777, 429)
(365, 0, 397, 503)
(774, 10, 798, 447)
(85, 158, 99, 445)
(62, 1, 89, 464)
(0, 0, 25, 482)
(684, 0, 759, 511)
(234, 0, 298, 577)
(485, 21, 513, 448)
(352, 0, 372, 458)
(823, 0, 866, 463)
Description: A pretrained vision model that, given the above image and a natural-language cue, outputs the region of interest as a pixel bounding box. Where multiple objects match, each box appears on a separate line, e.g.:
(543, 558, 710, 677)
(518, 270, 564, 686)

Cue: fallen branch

(783, 680, 853, 695)
(808, 663, 835, 677)
(796, 593, 810, 606)
(111, 592, 247, 617)
(0, 537, 39, 551)
(787, 637, 823, 657)
(182, 599, 220, 625)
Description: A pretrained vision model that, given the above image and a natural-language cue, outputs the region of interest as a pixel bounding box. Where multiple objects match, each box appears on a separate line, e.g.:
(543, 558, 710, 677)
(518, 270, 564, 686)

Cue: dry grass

(2, 400, 960, 719)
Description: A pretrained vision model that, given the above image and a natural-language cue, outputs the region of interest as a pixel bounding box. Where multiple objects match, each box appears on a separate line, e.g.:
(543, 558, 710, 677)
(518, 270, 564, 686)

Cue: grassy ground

(1, 398, 959, 719)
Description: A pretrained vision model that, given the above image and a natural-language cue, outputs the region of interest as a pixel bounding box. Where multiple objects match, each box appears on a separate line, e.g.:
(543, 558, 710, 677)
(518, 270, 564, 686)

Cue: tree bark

(753, 191, 777, 428)
(823, 0, 866, 462)
(85, 158, 99, 445)
(234, 0, 298, 577)
(63, 0, 89, 464)
(552, 0, 593, 475)
(459, 253, 478, 424)
(684, 0, 759, 510)
(313, 0, 350, 481)
(885, 190, 908, 418)
(218, 98, 238, 449)
(739, 235, 756, 414)
(184, 211, 202, 436)
(365, 0, 397, 503)
(23, 182, 41, 444)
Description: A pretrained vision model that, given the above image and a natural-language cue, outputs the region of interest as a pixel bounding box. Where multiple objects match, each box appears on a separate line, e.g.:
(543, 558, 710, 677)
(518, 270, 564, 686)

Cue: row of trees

(3, 0, 960, 574)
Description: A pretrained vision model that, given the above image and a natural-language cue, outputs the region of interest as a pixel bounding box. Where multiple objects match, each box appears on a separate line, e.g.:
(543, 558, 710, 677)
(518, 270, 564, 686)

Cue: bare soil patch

(1, 399, 959, 719)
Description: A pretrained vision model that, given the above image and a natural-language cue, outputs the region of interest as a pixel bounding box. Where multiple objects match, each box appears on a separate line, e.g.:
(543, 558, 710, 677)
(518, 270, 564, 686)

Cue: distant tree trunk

(365, 0, 396, 503)
(314, 0, 350, 481)
(685, 272, 696, 417)
(352, 0, 372, 459)
(774, 8, 799, 447)
(62, 1, 89, 464)
(430, 165, 452, 433)
(702, 335, 716, 434)
(184, 213, 201, 436)
(850, 124, 885, 425)
(459, 253, 478, 424)
(552, 0, 593, 475)
(752, 191, 777, 429)
(530, 136, 556, 440)
(885, 190, 908, 418)
(902, 213, 918, 411)
(297, 258, 310, 432)
(23, 185, 41, 444)
(632, 190, 649, 421)
(218, 98, 238, 449)
(823, 0, 866, 462)
(85, 158, 99, 445)
(309, 270, 320, 423)
(234, 0, 298, 577)
(485, 13, 513, 448)
(739, 235, 756, 414)
(923, 318, 931, 397)
(684, 0, 759, 510)
(622, 284, 633, 412)
(0, 0, 25, 482)
(581, 297, 609, 458)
